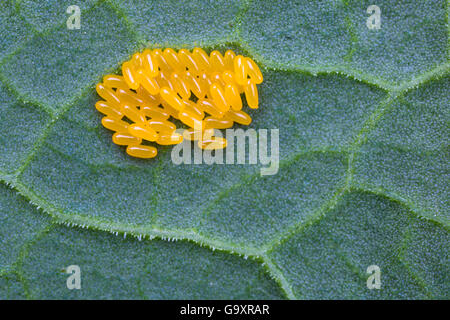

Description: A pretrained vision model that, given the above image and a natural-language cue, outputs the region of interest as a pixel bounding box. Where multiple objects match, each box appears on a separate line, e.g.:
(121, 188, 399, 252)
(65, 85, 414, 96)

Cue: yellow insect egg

(96, 83, 122, 109)
(178, 49, 200, 73)
(128, 123, 158, 142)
(101, 117, 129, 132)
(131, 52, 143, 69)
(224, 84, 242, 111)
(156, 70, 174, 91)
(152, 49, 172, 73)
(126, 145, 158, 159)
(117, 88, 145, 107)
(197, 72, 211, 97)
(184, 71, 204, 98)
(244, 79, 259, 109)
(179, 109, 204, 130)
(103, 75, 129, 90)
(183, 128, 215, 141)
(157, 132, 183, 145)
(136, 86, 160, 107)
(160, 100, 180, 119)
(95, 48, 263, 158)
(121, 61, 139, 90)
(137, 69, 160, 95)
(209, 83, 229, 113)
(148, 119, 176, 133)
(233, 55, 248, 85)
(204, 116, 234, 129)
(95, 101, 123, 119)
(141, 105, 170, 120)
(224, 110, 252, 126)
(246, 57, 263, 84)
(223, 50, 236, 71)
(210, 72, 226, 87)
(163, 48, 183, 71)
(122, 104, 146, 123)
(160, 87, 185, 111)
(142, 49, 159, 77)
(183, 99, 205, 119)
(197, 99, 224, 119)
(198, 136, 227, 150)
(210, 50, 225, 72)
(222, 70, 244, 94)
(192, 47, 210, 72)
(112, 132, 142, 146)
(171, 72, 191, 100)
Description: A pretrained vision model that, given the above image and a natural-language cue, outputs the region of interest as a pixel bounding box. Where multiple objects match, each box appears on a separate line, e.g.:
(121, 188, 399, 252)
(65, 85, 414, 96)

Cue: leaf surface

(0, 0, 448, 299)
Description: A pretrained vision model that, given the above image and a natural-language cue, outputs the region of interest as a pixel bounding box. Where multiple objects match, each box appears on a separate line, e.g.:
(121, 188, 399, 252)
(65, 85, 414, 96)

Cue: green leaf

(0, 0, 448, 299)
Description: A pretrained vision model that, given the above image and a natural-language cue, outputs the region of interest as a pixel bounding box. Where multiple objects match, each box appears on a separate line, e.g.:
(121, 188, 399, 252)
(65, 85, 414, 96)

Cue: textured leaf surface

(0, 0, 448, 299)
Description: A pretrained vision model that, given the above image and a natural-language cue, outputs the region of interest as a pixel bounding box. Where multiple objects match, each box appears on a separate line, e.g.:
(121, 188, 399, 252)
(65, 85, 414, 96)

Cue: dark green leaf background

(0, 0, 448, 299)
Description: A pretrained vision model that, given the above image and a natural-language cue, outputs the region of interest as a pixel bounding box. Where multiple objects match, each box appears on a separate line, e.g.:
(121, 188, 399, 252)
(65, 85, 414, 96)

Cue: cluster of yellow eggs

(95, 48, 263, 158)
